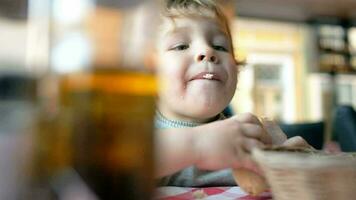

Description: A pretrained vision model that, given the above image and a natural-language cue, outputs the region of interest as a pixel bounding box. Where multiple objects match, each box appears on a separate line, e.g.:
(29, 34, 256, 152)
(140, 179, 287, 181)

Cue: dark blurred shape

(222, 105, 234, 118)
(333, 105, 356, 152)
(0, 0, 27, 20)
(279, 121, 325, 149)
(0, 74, 37, 101)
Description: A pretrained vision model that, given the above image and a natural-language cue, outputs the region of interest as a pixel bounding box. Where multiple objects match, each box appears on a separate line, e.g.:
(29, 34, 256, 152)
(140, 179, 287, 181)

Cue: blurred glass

(33, 72, 156, 200)
(24, 0, 158, 199)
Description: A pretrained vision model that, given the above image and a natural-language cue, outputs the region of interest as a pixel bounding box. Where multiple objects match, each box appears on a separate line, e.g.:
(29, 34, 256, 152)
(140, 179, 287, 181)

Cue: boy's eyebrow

(163, 26, 190, 38)
(163, 26, 229, 41)
(213, 30, 229, 39)
(211, 24, 230, 38)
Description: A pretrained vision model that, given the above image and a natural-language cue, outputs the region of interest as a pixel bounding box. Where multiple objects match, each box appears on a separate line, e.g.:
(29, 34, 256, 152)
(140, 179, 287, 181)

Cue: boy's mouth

(190, 72, 221, 81)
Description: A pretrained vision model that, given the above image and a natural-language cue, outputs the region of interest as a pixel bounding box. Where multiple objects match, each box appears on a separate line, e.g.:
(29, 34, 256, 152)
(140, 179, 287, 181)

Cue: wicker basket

(252, 148, 356, 200)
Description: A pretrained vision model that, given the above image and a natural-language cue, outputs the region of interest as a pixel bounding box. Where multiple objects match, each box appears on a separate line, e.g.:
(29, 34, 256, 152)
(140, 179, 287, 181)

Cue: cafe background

(0, 0, 356, 199)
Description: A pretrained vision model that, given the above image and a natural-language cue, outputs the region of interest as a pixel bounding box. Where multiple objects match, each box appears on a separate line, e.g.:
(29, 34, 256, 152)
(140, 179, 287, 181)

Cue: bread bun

(232, 168, 268, 196)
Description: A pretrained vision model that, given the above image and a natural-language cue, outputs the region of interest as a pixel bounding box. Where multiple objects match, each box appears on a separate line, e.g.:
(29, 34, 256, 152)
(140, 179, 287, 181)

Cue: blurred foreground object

(34, 71, 156, 199)
(253, 147, 356, 200)
(28, 0, 158, 199)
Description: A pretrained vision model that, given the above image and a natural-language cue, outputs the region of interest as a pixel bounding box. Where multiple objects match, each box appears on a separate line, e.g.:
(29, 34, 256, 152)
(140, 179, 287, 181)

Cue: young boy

(153, 0, 309, 187)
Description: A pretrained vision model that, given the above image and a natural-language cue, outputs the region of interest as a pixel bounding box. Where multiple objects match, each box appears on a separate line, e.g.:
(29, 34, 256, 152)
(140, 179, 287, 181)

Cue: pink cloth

(154, 186, 272, 200)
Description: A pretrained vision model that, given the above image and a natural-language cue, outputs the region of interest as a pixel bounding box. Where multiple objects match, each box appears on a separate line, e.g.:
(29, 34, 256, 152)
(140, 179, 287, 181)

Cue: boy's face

(156, 16, 237, 122)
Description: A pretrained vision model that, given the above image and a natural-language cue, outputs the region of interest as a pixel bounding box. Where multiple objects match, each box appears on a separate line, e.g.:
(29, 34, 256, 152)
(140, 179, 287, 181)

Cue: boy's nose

(196, 51, 218, 64)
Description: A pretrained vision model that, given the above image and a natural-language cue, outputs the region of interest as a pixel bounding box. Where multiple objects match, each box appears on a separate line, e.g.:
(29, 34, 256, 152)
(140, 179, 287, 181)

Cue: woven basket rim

(252, 148, 356, 169)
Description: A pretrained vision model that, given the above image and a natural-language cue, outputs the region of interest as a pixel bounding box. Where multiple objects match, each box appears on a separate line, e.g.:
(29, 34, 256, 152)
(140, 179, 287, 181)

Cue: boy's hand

(192, 113, 272, 171)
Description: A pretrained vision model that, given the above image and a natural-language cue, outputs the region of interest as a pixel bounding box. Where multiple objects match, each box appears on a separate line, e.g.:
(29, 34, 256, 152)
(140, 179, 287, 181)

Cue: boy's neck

(157, 104, 219, 124)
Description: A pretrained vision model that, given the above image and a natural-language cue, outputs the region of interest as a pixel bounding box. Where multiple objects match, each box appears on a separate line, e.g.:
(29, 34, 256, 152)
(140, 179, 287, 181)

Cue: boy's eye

(171, 44, 189, 51)
(212, 45, 228, 52)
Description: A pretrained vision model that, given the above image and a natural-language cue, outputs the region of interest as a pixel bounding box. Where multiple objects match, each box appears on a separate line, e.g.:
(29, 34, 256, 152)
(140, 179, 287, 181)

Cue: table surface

(154, 186, 272, 200)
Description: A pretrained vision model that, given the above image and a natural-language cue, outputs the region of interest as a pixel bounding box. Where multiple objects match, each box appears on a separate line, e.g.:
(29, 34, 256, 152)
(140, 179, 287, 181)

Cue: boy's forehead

(159, 16, 229, 38)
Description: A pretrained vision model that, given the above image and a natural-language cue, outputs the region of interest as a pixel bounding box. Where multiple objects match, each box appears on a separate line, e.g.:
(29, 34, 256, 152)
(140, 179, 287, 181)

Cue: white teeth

(203, 73, 214, 79)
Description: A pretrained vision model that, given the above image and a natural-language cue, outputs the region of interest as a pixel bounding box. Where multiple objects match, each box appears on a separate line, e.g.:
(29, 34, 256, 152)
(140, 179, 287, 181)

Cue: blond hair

(160, 0, 230, 33)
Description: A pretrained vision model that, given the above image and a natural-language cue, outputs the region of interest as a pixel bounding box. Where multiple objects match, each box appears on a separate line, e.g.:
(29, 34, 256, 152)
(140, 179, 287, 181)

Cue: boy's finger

(282, 136, 313, 149)
(242, 138, 265, 153)
(259, 117, 287, 145)
(232, 113, 261, 125)
(240, 124, 272, 145)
